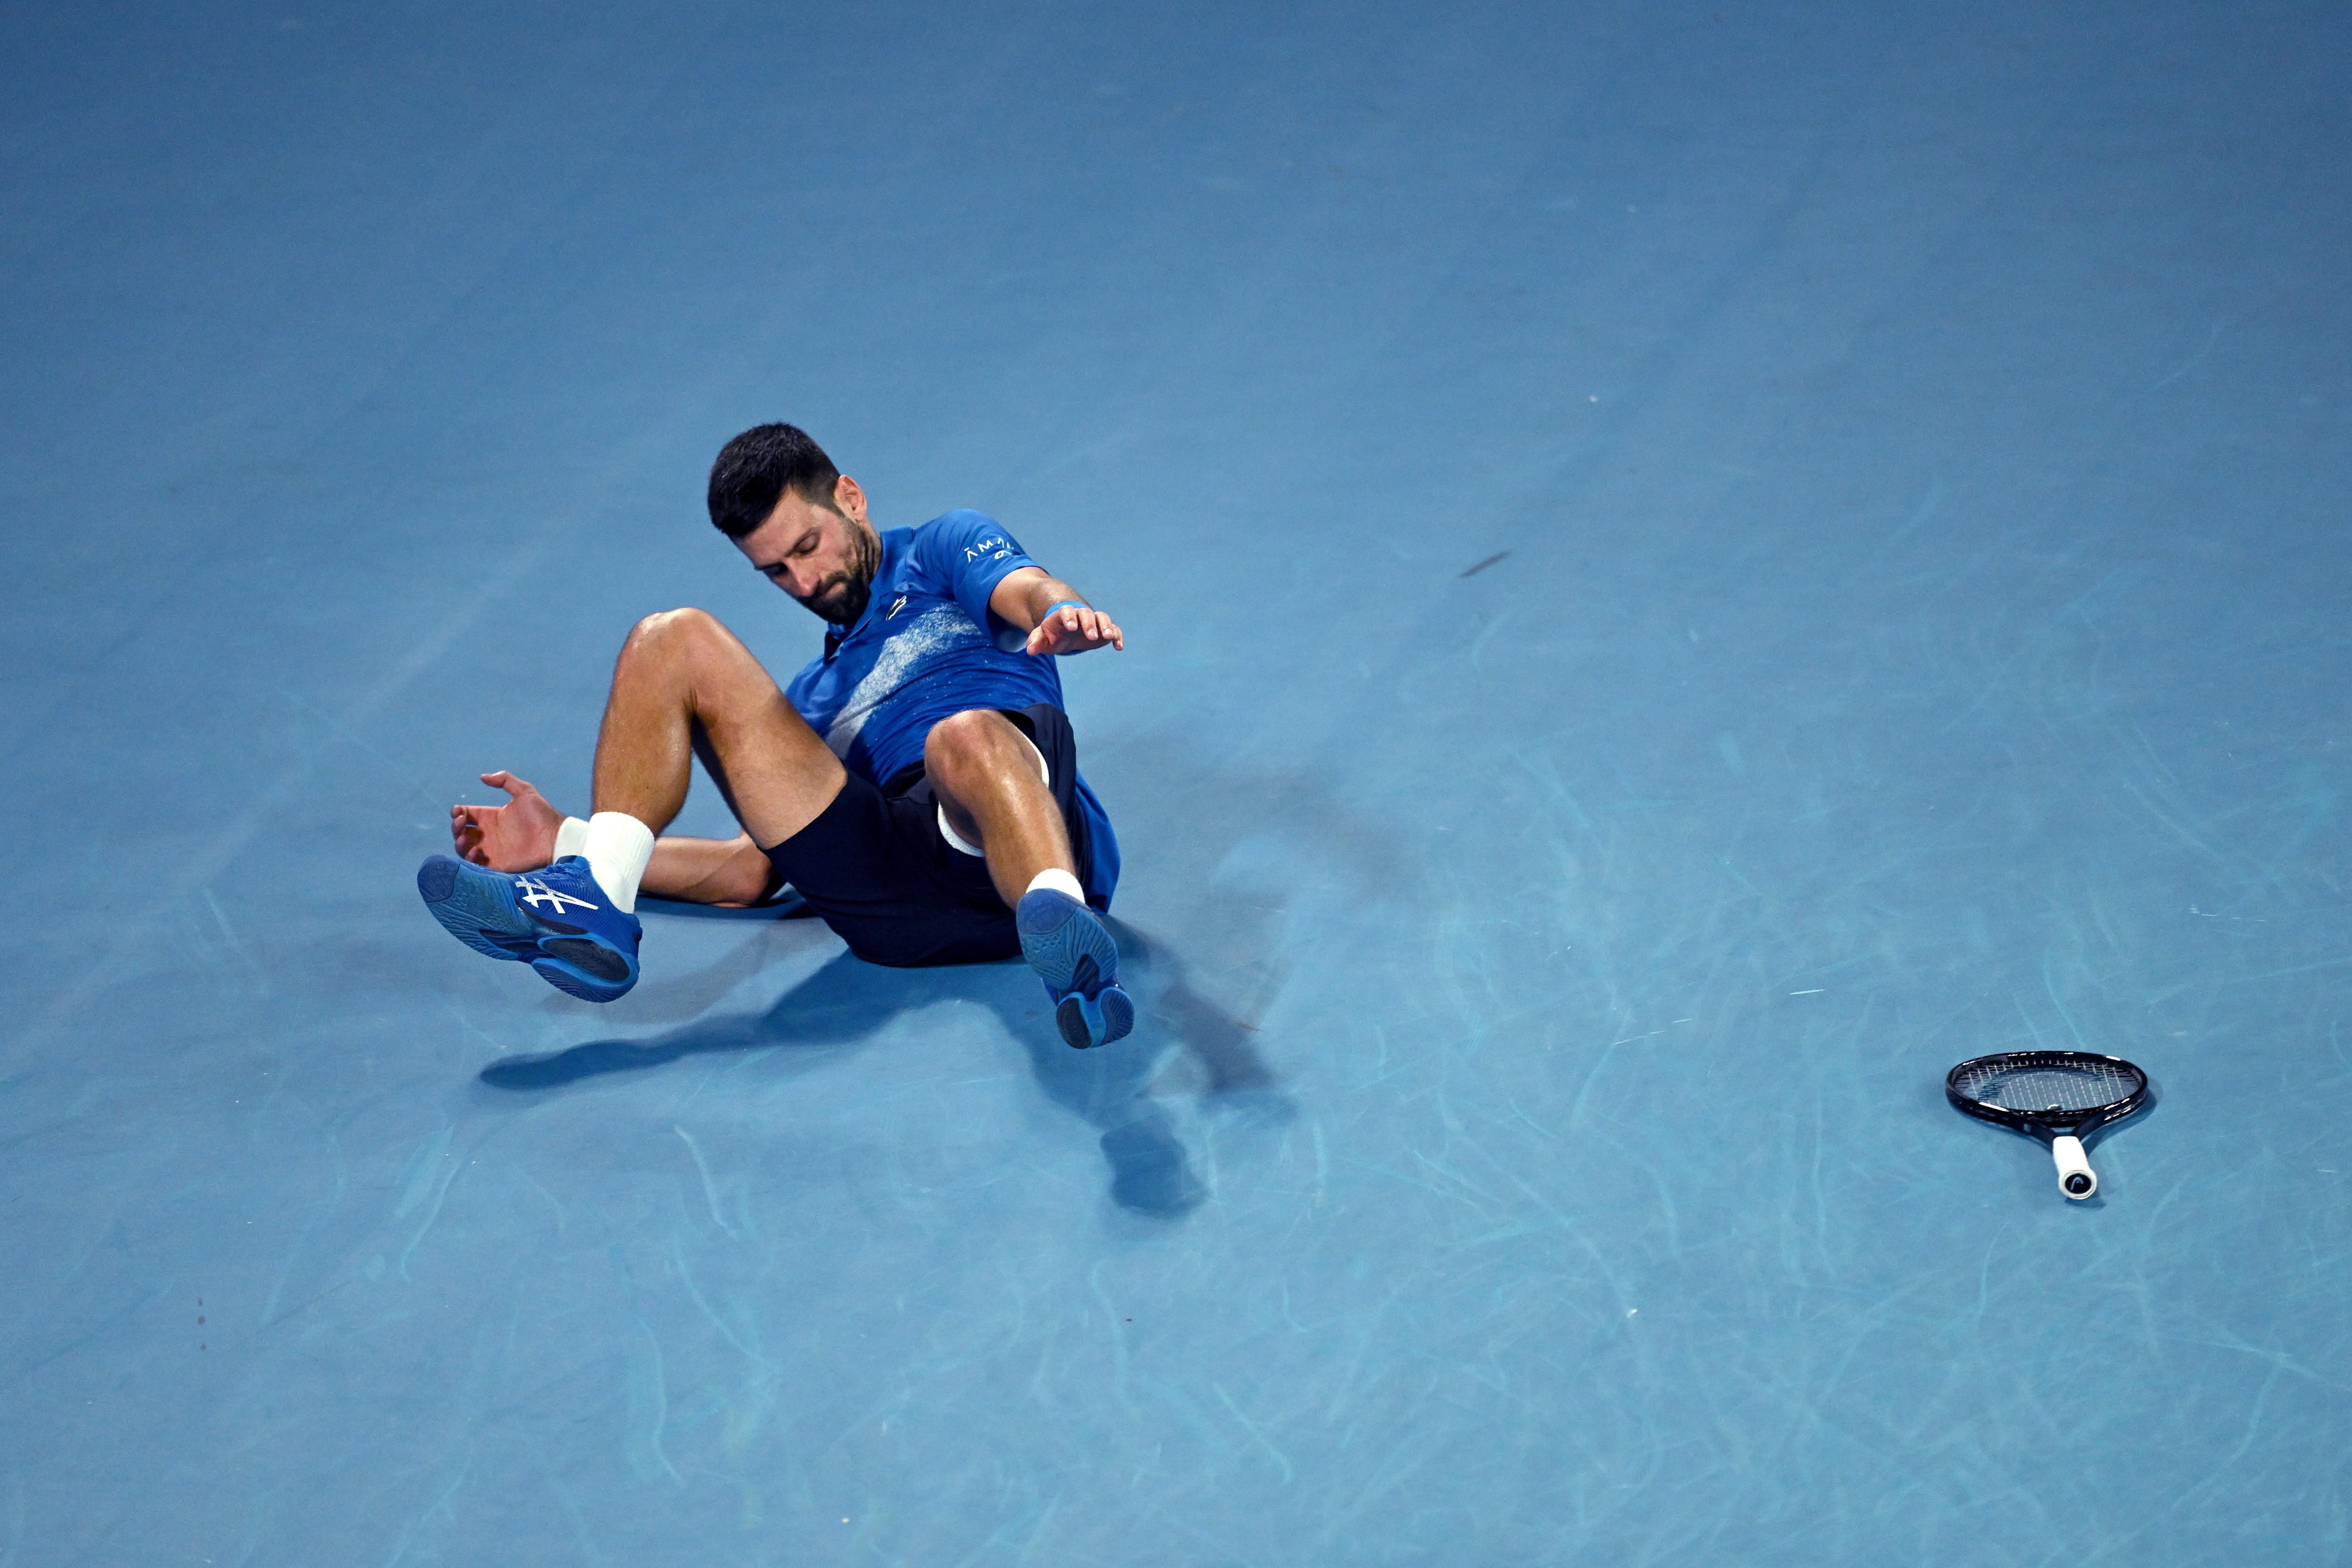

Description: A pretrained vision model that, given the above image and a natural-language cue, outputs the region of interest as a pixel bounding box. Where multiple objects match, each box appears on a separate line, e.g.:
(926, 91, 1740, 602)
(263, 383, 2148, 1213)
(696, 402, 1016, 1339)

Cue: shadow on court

(472, 922, 1284, 1218)
(469, 744, 1406, 1215)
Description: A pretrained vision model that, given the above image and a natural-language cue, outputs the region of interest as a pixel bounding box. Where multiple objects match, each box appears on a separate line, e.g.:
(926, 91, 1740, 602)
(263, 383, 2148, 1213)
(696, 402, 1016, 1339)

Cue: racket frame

(1944, 1050, 2149, 1199)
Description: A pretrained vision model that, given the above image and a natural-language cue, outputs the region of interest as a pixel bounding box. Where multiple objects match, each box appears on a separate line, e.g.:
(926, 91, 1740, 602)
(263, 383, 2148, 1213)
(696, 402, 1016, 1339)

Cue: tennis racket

(1945, 1051, 2148, 1199)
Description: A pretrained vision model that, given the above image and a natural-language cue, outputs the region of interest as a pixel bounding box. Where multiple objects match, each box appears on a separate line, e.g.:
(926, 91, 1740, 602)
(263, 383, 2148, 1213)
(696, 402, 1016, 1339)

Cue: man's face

(734, 475, 881, 626)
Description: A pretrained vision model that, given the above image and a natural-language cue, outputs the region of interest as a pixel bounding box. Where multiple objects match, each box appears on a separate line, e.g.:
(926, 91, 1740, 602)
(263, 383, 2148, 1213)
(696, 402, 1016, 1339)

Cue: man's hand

(1025, 601, 1125, 657)
(451, 770, 564, 871)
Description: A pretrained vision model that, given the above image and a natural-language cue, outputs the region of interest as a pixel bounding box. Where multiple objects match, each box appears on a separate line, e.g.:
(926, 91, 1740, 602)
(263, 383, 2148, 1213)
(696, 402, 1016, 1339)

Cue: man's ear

(833, 474, 868, 522)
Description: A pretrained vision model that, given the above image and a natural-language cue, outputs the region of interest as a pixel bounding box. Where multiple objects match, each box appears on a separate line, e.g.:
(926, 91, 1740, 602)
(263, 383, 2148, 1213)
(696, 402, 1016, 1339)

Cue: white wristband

(553, 816, 590, 861)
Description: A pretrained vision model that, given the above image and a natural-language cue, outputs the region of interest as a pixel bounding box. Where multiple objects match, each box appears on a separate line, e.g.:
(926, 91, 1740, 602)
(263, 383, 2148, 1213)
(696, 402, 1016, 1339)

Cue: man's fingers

(1025, 606, 1125, 654)
(480, 769, 538, 802)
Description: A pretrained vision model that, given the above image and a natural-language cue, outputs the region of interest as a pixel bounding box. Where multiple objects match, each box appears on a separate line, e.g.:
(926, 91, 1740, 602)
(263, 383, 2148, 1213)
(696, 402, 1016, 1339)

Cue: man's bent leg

(925, 709, 1132, 1050)
(419, 608, 841, 1003)
(593, 608, 846, 847)
(923, 708, 1073, 910)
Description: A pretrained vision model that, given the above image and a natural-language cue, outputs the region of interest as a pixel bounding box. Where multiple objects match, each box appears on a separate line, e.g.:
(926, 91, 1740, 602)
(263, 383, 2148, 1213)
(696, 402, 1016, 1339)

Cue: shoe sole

(1017, 890, 1133, 1050)
(417, 856, 637, 1002)
(1055, 984, 1135, 1051)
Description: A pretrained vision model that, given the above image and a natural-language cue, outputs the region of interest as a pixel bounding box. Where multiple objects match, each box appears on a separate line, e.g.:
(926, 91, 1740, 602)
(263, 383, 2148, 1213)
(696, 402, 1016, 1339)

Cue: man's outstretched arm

(988, 566, 1126, 656)
(451, 771, 776, 905)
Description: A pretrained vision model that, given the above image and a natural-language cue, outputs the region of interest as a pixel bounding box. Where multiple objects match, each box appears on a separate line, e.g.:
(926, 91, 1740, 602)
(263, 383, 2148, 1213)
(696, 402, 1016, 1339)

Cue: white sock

(1025, 868, 1085, 905)
(580, 811, 655, 913)
(553, 816, 590, 862)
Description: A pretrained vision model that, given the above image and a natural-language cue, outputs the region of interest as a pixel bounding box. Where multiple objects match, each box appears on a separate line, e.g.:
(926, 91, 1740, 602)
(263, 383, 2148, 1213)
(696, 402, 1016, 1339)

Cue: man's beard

(803, 522, 881, 626)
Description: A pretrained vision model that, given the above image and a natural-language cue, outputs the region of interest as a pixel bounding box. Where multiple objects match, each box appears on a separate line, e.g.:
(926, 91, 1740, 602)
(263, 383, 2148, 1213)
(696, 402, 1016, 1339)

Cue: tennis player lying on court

(413, 422, 1132, 1050)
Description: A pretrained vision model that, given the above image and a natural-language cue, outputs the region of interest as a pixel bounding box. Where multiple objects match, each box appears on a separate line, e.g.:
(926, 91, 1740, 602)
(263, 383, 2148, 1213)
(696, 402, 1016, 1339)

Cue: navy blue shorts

(761, 704, 1100, 968)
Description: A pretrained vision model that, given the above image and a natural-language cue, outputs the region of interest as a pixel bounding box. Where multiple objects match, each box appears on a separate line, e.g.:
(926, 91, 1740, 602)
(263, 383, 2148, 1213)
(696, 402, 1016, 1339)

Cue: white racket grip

(2051, 1135, 2098, 1199)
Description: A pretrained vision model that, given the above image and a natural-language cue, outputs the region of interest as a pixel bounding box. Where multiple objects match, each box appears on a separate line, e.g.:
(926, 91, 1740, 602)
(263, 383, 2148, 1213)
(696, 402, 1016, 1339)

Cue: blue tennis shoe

(416, 854, 642, 1003)
(1016, 887, 1133, 1049)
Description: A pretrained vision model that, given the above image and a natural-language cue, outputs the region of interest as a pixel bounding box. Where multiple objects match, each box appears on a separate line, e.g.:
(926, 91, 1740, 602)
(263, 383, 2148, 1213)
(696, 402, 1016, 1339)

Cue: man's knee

(925, 710, 1047, 791)
(623, 607, 732, 666)
(924, 708, 1009, 770)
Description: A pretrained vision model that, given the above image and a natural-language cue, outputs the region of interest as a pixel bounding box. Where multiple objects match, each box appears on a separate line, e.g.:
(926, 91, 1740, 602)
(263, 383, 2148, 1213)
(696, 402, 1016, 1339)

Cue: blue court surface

(6, 2, 2350, 1562)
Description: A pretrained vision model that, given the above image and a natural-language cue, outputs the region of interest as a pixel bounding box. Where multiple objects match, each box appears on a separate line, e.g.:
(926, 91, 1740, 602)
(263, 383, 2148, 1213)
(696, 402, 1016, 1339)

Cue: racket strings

(1955, 1060, 2137, 1114)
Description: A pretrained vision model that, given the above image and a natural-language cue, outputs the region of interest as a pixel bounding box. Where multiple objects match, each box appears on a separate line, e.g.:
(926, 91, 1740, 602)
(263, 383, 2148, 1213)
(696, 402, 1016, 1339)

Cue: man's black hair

(707, 423, 842, 538)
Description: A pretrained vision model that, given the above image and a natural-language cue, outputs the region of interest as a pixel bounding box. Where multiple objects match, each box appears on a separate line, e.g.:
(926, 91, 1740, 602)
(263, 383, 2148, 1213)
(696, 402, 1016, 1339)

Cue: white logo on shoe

(515, 876, 598, 914)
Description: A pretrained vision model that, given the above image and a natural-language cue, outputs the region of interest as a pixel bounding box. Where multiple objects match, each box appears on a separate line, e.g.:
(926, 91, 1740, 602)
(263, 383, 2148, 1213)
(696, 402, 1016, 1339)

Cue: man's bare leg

(445, 611, 833, 908)
(924, 708, 1130, 1049)
(640, 832, 776, 906)
(592, 608, 846, 846)
(421, 607, 850, 1003)
(922, 708, 1076, 909)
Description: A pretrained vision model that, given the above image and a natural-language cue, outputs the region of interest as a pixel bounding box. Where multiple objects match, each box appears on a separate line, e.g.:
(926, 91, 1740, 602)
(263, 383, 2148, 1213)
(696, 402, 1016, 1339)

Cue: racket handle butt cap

(2051, 1135, 2097, 1200)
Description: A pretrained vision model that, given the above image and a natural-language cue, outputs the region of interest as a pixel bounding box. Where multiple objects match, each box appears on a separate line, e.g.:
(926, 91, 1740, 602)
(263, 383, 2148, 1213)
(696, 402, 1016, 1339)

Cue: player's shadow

(474, 919, 1280, 1217)
(474, 737, 1407, 1215)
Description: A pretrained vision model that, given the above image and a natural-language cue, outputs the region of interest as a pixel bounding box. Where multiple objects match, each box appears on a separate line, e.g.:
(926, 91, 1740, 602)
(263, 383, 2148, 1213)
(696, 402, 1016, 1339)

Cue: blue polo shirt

(783, 510, 1120, 907)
